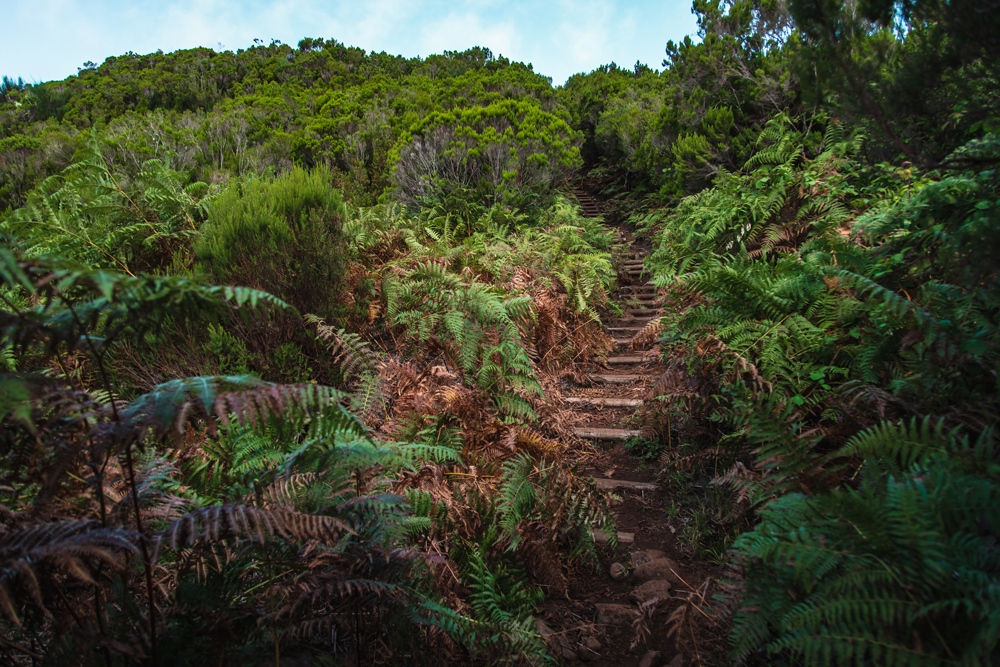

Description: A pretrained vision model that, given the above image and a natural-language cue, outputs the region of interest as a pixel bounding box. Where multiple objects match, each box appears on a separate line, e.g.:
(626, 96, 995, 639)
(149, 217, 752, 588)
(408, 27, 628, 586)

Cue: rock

(609, 562, 628, 580)
(638, 650, 663, 667)
(630, 579, 673, 606)
(578, 636, 601, 662)
(535, 617, 573, 657)
(631, 549, 667, 567)
(595, 603, 641, 627)
(667, 654, 684, 667)
(562, 647, 578, 661)
(535, 617, 555, 639)
(633, 557, 683, 585)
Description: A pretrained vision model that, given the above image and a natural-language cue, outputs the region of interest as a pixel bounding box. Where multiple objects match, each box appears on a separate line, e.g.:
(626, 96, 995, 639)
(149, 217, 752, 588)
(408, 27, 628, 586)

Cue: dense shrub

(196, 166, 347, 320)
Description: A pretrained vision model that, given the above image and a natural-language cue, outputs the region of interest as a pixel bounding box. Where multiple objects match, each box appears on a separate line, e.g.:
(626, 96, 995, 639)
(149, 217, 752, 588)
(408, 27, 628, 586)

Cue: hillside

(1, 0, 998, 665)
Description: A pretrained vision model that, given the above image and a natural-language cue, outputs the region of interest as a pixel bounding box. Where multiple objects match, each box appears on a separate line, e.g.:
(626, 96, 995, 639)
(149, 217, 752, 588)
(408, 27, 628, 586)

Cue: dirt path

(533, 191, 711, 667)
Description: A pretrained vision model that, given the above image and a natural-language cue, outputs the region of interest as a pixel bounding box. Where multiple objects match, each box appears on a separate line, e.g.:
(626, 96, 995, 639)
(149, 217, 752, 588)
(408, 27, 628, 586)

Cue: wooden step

(625, 308, 660, 316)
(573, 427, 642, 440)
(565, 397, 644, 407)
(593, 478, 659, 491)
(606, 319, 656, 327)
(606, 356, 656, 364)
(613, 337, 635, 346)
(621, 286, 656, 294)
(608, 314, 658, 321)
(588, 374, 643, 383)
(606, 327, 645, 334)
(593, 529, 635, 544)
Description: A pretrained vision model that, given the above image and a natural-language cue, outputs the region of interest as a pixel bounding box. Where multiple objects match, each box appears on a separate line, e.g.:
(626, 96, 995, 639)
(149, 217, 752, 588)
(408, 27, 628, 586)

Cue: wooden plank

(606, 356, 656, 364)
(593, 529, 635, 544)
(588, 374, 642, 383)
(593, 478, 659, 491)
(573, 427, 642, 440)
(565, 397, 644, 407)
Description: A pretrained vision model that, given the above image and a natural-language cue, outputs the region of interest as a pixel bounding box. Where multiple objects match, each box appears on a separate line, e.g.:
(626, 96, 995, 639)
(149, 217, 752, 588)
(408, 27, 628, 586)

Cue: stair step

(606, 319, 656, 328)
(593, 529, 635, 544)
(621, 286, 656, 294)
(609, 314, 658, 321)
(588, 373, 643, 383)
(593, 478, 659, 491)
(565, 397, 644, 407)
(606, 356, 656, 364)
(573, 427, 642, 440)
(625, 308, 660, 316)
(606, 327, 645, 334)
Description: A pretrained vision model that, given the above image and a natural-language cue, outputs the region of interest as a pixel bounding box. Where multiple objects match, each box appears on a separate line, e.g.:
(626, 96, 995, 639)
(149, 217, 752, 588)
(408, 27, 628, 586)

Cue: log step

(621, 286, 656, 294)
(588, 374, 643, 383)
(565, 397, 644, 407)
(606, 327, 645, 334)
(593, 478, 659, 491)
(573, 427, 642, 440)
(606, 356, 656, 364)
(593, 529, 635, 544)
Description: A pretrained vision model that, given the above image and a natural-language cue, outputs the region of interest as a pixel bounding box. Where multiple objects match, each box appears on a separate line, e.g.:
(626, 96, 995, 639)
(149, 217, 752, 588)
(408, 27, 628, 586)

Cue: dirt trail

(533, 190, 708, 667)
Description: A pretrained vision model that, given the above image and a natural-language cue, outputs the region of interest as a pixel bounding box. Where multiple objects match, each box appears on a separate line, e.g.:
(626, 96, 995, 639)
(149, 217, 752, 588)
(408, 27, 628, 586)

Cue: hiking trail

(532, 188, 715, 667)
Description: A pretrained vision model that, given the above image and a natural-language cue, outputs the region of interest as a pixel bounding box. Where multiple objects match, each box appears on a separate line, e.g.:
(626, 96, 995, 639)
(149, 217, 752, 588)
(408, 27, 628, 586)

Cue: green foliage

(731, 420, 1000, 666)
(391, 98, 582, 209)
(1, 133, 212, 274)
(197, 166, 346, 318)
(385, 261, 541, 420)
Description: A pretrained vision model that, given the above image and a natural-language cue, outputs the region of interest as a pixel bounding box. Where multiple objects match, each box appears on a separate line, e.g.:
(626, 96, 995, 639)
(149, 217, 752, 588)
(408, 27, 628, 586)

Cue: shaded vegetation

(1, 0, 999, 664)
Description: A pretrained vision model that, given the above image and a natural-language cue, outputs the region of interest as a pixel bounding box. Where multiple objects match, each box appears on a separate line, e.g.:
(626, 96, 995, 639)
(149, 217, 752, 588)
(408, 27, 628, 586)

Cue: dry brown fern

(0, 519, 139, 624)
(150, 504, 353, 562)
(630, 317, 665, 350)
(666, 577, 714, 667)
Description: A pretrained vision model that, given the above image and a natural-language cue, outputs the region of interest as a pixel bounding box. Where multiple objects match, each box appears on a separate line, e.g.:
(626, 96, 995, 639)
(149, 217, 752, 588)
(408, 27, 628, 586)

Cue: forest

(0, 0, 997, 664)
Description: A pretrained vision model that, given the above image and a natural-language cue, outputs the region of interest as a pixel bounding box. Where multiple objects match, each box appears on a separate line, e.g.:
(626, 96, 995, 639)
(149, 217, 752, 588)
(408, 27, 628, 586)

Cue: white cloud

(419, 12, 519, 59)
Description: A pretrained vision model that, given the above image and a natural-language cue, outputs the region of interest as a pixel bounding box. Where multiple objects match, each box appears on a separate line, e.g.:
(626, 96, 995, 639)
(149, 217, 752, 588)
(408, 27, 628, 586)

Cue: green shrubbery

(197, 166, 346, 317)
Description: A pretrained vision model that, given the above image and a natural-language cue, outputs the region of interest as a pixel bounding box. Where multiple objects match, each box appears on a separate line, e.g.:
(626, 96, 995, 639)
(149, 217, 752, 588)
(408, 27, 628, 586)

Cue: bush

(196, 166, 347, 320)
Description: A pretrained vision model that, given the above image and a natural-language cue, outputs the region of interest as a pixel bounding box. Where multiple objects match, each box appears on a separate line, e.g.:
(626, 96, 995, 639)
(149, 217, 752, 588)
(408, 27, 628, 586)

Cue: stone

(633, 557, 683, 585)
(667, 654, 684, 667)
(595, 603, 641, 627)
(584, 637, 602, 651)
(609, 562, 629, 581)
(562, 647, 578, 661)
(535, 617, 555, 639)
(630, 579, 673, 607)
(638, 650, 663, 667)
(535, 617, 573, 657)
(631, 549, 667, 567)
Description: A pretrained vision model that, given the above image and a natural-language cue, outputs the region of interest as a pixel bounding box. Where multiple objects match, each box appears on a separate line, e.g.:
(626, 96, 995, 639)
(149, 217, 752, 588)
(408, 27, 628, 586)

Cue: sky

(3, 0, 701, 86)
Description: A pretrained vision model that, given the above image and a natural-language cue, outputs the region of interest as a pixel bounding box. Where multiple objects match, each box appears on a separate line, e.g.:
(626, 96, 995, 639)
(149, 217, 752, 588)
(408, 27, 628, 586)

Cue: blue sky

(4, 0, 700, 86)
